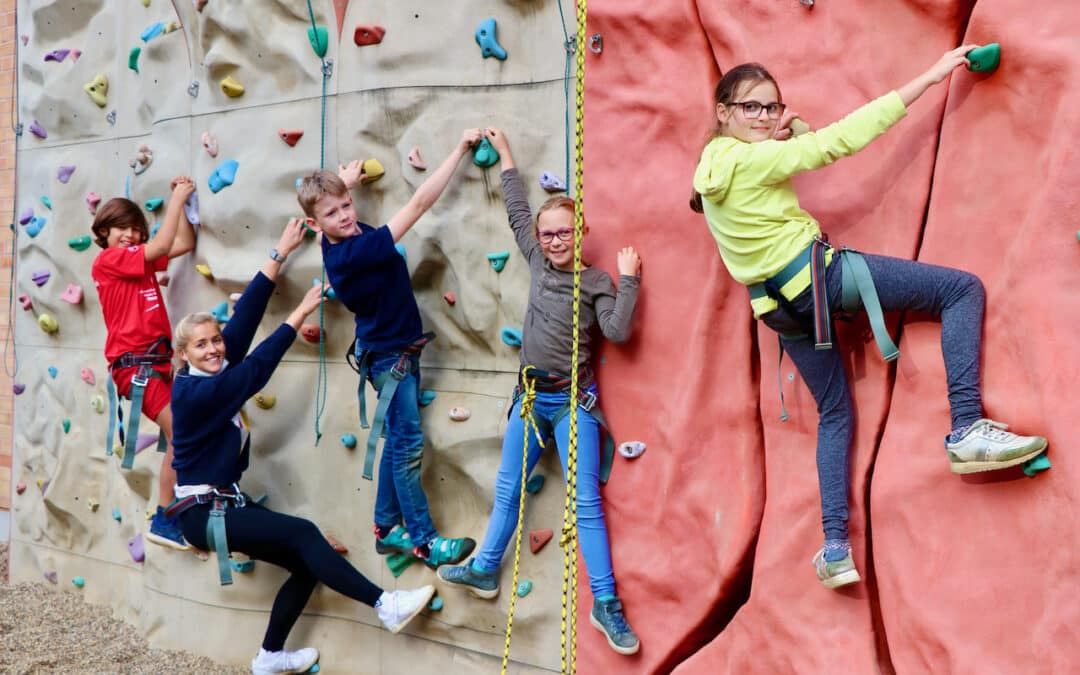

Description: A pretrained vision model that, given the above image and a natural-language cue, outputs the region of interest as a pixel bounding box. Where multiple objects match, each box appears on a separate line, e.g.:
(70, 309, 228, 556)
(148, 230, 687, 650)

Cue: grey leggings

(761, 252, 985, 540)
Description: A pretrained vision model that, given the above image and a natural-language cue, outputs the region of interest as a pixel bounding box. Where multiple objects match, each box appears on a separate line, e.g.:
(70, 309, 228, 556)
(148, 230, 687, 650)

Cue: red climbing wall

(582, 0, 1078, 673)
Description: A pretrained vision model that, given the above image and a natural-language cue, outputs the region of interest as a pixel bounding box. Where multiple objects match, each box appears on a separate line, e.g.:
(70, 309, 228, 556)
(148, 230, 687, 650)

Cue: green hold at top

(966, 43, 1000, 73)
(308, 25, 328, 58)
(472, 137, 500, 168)
(129, 47, 141, 73)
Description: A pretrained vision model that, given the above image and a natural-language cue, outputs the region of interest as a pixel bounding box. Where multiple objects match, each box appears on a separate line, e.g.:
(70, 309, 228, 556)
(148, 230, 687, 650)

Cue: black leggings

(179, 502, 383, 651)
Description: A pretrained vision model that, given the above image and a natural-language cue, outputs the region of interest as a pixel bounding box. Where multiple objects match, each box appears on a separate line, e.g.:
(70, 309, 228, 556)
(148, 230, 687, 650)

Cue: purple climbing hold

(185, 191, 200, 226)
(57, 165, 76, 183)
(18, 207, 33, 225)
(44, 570, 58, 584)
(539, 172, 567, 193)
(44, 49, 70, 63)
(136, 432, 159, 453)
(128, 534, 145, 563)
(31, 269, 50, 286)
(13, 383, 25, 395)
(29, 120, 46, 139)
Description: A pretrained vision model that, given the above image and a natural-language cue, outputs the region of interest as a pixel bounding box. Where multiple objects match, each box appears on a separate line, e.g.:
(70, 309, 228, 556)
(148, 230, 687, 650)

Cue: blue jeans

(366, 352, 437, 547)
(474, 386, 616, 598)
(762, 252, 985, 541)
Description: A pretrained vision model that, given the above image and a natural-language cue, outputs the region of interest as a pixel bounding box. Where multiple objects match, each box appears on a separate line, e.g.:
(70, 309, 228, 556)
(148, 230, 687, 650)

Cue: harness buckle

(577, 389, 597, 412)
(390, 353, 410, 380)
(131, 366, 150, 388)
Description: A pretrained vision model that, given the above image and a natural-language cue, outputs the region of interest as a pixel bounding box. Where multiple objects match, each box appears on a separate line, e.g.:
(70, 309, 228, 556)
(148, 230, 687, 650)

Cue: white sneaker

(946, 419, 1047, 474)
(376, 585, 436, 634)
(250, 646, 319, 675)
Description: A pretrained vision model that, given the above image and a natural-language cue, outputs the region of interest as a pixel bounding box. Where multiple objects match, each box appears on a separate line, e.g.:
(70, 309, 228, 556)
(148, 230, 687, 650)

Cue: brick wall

(0, 0, 16, 512)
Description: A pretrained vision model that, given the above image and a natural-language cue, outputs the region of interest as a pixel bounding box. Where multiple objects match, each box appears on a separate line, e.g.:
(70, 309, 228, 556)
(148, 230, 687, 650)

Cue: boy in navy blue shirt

(298, 128, 481, 568)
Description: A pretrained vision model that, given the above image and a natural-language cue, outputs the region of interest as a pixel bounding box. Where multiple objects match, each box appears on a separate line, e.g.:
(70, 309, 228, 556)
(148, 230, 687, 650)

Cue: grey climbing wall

(10, 1, 579, 671)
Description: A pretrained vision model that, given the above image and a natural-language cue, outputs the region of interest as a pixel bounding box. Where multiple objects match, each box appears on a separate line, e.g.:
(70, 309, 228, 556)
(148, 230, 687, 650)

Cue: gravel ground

(0, 543, 248, 674)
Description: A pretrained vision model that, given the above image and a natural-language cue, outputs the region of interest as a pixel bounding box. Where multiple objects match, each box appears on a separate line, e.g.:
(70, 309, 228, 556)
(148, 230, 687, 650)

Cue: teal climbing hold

(62, 418, 71, 434)
(40, 196, 52, 210)
(48, 366, 58, 379)
(68, 236, 93, 251)
(230, 559, 256, 573)
(428, 596, 444, 611)
(515, 580, 532, 597)
(72, 576, 85, 588)
(26, 216, 46, 238)
(966, 43, 1000, 73)
(141, 22, 164, 43)
(341, 433, 357, 449)
(418, 390, 437, 407)
(395, 243, 406, 261)
(475, 18, 507, 60)
(525, 474, 544, 494)
(501, 327, 522, 347)
(307, 665, 320, 674)
(295, 177, 303, 190)
(472, 137, 500, 168)
(210, 301, 229, 324)
(128, 46, 141, 73)
(1022, 453, 1051, 477)
(307, 25, 329, 58)
(312, 278, 337, 301)
(150, 221, 161, 238)
(208, 159, 239, 193)
(254, 494, 268, 506)
(487, 251, 510, 272)
(111, 507, 122, 522)
(144, 198, 163, 212)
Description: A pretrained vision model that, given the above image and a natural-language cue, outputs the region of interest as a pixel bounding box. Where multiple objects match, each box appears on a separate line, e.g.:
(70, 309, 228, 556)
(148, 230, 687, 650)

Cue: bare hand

(926, 44, 979, 84)
(337, 159, 365, 189)
(460, 128, 483, 150)
(297, 284, 326, 317)
(616, 246, 641, 277)
(485, 127, 510, 154)
(169, 176, 195, 203)
(772, 110, 801, 140)
(276, 218, 307, 258)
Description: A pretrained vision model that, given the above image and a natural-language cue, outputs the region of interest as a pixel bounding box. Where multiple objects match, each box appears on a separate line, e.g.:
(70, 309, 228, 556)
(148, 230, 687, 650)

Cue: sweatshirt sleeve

(593, 272, 639, 344)
(501, 168, 541, 264)
(223, 271, 275, 362)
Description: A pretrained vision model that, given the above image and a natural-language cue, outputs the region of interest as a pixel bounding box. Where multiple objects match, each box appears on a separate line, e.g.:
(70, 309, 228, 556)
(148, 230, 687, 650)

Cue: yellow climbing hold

(38, 314, 59, 334)
(90, 394, 105, 414)
(162, 21, 181, 34)
(195, 264, 213, 280)
(141, 0, 149, 6)
(220, 75, 245, 97)
(253, 392, 276, 409)
(361, 159, 385, 184)
(84, 74, 108, 108)
(87, 498, 100, 512)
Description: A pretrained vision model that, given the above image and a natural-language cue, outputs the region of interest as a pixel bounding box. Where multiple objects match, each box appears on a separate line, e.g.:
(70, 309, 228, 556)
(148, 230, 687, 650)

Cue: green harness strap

(207, 499, 233, 585)
(839, 249, 900, 362)
(107, 367, 167, 470)
(362, 366, 407, 480)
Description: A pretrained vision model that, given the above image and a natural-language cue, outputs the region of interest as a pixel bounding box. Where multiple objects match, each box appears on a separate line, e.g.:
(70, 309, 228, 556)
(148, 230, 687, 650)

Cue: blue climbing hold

(150, 221, 161, 238)
(111, 507, 122, 522)
(312, 279, 337, 301)
(141, 22, 164, 43)
(486, 251, 510, 272)
(185, 191, 200, 226)
(230, 559, 256, 573)
(516, 580, 532, 597)
(307, 25, 328, 58)
(144, 198, 163, 212)
(501, 327, 522, 347)
(40, 195, 53, 210)
(1022, 453, 1051, 477)
(307, 665, 320, 674)
(295, 177, 303, 190)
(428, 596, 444, 611)
(472, 137, 500, 168)
(208, 159, 239, 193)
(209, 301, 229, 324)
(48, 366, 58, 379)
(341, 433, 357, 449)
(26, 216, 46, 238)
(539, 172, 567, 193)
(525, 474, 545, 494)
(72, 576, 85, 588)
(395, 243, 407, 261)
(419, 390, 436, 407)
(475, 18, 507, 60)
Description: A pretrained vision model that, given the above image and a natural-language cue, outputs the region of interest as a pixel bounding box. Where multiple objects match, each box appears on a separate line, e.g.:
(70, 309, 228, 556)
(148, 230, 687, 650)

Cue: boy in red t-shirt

(91, 177, 197, 550)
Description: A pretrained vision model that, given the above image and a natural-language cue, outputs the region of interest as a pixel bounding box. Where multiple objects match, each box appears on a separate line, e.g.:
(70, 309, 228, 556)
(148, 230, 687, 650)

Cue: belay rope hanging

(501, 0, 589, 672)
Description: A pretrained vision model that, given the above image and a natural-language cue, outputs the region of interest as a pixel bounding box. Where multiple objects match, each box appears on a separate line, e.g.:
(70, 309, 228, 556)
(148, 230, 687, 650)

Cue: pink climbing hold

(408, 146, 427, 170)
(18, 294, 31, 310)
(71, 49, 82, 62)
(86, 191, 101, 215)
(194, 0, 208, 10)
(44, 49, 70, 63)
(443, 291, 456, 305)
(57, 165, 76, 183)
(20, 35, 27, 46)
(16, 481, 26, 494)
(60, 284, 84, 304)
(201, 131, 218, 157)
(128, 534, 145, 563)
(44, 571, 58, 584)
(354, 24, 385, 46)
(278, 129, 304, 146)
(80, 368, 96, 386)
(29, 121, 45, 139)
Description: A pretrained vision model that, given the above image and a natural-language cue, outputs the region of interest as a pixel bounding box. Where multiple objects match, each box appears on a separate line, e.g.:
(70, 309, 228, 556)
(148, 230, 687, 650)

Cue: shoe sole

(435, 569, 499, 599)
(252, 651, 319, 675)
(388, 585, 436, 634)
(421, 538, 477, 570)
(145, 531, 191, 551)
(820, 568, 862, 589)
(588, 612, 640, 655)
(950, 444, 1047, 475)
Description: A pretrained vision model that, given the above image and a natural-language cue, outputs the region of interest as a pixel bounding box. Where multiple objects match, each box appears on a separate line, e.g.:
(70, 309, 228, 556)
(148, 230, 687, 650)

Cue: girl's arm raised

(487, 127, 540, 262)
(897, 44, 977, 107)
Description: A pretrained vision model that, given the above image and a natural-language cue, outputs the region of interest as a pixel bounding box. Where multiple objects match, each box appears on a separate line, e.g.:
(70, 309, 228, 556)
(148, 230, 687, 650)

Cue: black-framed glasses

(728, 100, 786, 119)
(538, 228, 574, 244)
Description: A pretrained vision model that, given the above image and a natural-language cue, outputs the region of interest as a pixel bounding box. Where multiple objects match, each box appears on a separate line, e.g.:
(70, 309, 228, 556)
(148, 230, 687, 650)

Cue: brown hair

(174, 312, 219, 356)
(690, 63, 781, 213)
(90, 197, 149, 248)
(535, 196, 587, 237)
(297, 170, 348, 218)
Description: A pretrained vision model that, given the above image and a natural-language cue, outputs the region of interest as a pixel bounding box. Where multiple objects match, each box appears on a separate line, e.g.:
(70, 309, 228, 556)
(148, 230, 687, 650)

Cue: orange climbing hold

(354, 24, 385, 46)
(529, 528, 553, 554)
(300, 324, 321, 343)
(278, 129, 304, 146)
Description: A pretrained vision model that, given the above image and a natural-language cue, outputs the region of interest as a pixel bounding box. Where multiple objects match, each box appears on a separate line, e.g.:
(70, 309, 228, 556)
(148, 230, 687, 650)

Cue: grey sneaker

(812, 548, 861, 589)
(946, 419, 1047, 474)
(375, 585, 435, 634)
(250, 646, 318, 675)
(436, 558, 499, 599)
(589, 596, 640, 655)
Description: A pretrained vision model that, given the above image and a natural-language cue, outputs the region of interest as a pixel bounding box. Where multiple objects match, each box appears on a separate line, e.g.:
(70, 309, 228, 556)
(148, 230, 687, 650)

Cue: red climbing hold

(443, 291, 456, 305)
(354, 24, 385, 46)
(15, 482, 26, 495)
(334, 0, 349, 39)
(301, 324, 321, 343)
(278, 129, 304, 146)
(530, 528, 554, 554)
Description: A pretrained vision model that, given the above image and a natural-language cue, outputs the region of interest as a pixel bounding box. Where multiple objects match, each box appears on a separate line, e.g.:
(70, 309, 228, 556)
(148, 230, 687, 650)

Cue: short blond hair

(297, 170, 348, 218)
(174, 312, 219, 355)
(535, 196, 585, 237)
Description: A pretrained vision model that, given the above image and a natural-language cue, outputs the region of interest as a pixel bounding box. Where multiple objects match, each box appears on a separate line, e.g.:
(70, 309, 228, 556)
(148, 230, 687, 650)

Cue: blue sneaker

(146, 507, 190, 551)
(374, 524, 413, 556)
(415, 535, 476, 569)
(436, 558, 499, 599)
(590, 596, 640, 655)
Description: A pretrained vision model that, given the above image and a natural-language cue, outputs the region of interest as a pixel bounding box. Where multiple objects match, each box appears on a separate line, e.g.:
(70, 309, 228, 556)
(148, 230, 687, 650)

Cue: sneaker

(946, 419, 1048, 474)
(250, 646, 319, 675)
(374, 524, 413, 556)
(376, 585, 436, 634)
(146, 507, 191, 551)
(415, 536, 476, 569)
(589, 596, 640, 655)
(436, 558, 499, 599)
(812, 548, 861, 589)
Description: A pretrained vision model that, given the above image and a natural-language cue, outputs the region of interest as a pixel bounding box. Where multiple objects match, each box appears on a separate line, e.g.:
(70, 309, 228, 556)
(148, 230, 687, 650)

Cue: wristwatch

(269, 247, 287, 263)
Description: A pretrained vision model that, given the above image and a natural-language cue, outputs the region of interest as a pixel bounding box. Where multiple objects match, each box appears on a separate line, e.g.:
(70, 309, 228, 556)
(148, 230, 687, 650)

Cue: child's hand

(459, 128, 482, 151)
(772, 110, 802, 140)
(616, 246, 641, 277)
(337, 159, 365, 189)
(169, 176, 195, 203)
(485, 127, 510, 154)
(925, 44, 978, 84)
(275, 217, 307, 258)
(296, 284, 325, 317)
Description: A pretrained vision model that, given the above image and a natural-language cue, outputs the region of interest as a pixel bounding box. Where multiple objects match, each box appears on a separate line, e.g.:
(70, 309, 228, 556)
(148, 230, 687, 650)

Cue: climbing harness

(165, 483, 248, 585)
(346, 332, 436, 480)
(106, 336, 171, 469)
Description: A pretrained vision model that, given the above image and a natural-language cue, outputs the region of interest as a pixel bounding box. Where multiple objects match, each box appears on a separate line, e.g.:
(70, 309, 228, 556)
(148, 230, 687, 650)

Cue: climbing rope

(3, 7, 22, 379)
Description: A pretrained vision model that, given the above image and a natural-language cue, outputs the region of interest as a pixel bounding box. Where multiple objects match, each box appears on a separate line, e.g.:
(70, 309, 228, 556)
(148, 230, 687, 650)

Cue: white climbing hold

(618, 440, 647, 459)
(130, 145, 153, 174)
(448, 407, 471, 422)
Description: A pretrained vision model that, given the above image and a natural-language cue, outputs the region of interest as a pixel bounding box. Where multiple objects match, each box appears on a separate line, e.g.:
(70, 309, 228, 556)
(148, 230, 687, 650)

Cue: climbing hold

(525, 474, 545, 494)
(325, 534, 348, 554)
(40, 196, 52, 210)
(80, 368, 96, 385)
(308, 665, 321, 674)
(195, 263, 213, 279)
(448, 407, 470, 422)
(194, 0, 208, 10)
(86, 192, 101, 215)
(141, 0, 149, 7)
(72, 576, 85, 588)
(111, 507, 122, 522)
(38, 479, 49, 492)
(529, 528, 553, 554)
(407, 146, 427, 170)
(501, 327, 522, 347)
(487, 251, 510, 272)
(300, 324, 321, 343)
(26, 217, 45, 238)
(428, 596, 444, 611)
(57, 165, 76, 183)
(91, 394, 105, 414)
(230, 559, 256, 573)
(472, 137, 500, 168)
(254, 494, 268, 506)
(128, 46, 141, 73)
(341, 433, 358, 449)
(68, 236, 92, 251)
(48, 366, 58, 379)
(162, 21, 181, 35)
(87, 497, 99, 511)
(29, 120, 46, 139)
(16, 482, 26, 494)
(31, 270, 51, 286)
(83, 74, 108, 107)
(209, 301, 229, 324)
(141, 22, 165, 43)
(44, 49, 70, 63)
(419, 390, 437, 407)
(278, 129, 304, 146)
(44, 571, 58, 584)
(127, 534, 145, 563)
(353, 24, 385, 46)
(18, 208, 33, 225)
(220, 75, 245, 97)
(618, 440, 647, 459)
(39, 314, 59, 334)
(253, 392, 276, 409)
(515, 580, 532, 598)
(71, 49, 82, 62)
(967, 43, 1001, 73)
(13, 383, 25, 394)
(134, 432, 159, 454)
(130, 145, 153, 175)
(17, 294, 30, 310)
(20, 35, 27, 46)
(62, 418, 71, 433)
(307, 25, 329, 58)
(157, 272, 170, 287)
(208, 159, 239, 193)
(61, 284, 84, 304)
(475, 18, 507, 60)
(145, 198, 164, 212)
(394, 243, 406, 261)
(443, 291, 456, 305)
(361, 158, 385, 184)
(539, 172, 567, 193)
(201, 131, 218, 158)
(150, 221, 161, 238)
(106, 110, 116, 125)
(386, 552, 416, 577)
(312, 279, 337, 301)
(185, 191, 200, 226)
(1022, 453, 1051, 477)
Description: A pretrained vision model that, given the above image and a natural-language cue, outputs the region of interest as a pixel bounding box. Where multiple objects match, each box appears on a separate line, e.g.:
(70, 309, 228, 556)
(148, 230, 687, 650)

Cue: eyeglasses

(537, 228, 574, 244)
(728, 100, 786, 120)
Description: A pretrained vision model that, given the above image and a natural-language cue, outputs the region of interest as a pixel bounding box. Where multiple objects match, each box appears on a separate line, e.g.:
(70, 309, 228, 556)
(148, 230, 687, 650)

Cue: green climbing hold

(386, 552, 417, 577)
(144, 198, 164, 212)
(129, 46, 141, 73)
(525, 474, 545, 494)
(111, 507, 122, 522)
(230, 559, 256, 572)
(516, 580, 532, 597)
(487, 251, 510, 272)
(1022, 453, 1051, 477)
(62, 418, 71, 434)
(419, 390, 436, 407)
(472, 137, 500, 168)
(341, 433, 357, 449)
(307, 25, 329, 58)
(68, 235, 93, 251)
(967, 43, 1000, 73)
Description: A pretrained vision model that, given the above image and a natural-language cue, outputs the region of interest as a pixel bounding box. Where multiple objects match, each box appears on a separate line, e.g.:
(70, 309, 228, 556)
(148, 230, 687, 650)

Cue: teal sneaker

(590, 596, 640, 655)
(415, 535, 476, 569)
(812, 548, 861, 589)
(436, 558, 499, 599)
(374, 525, 413, 556)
